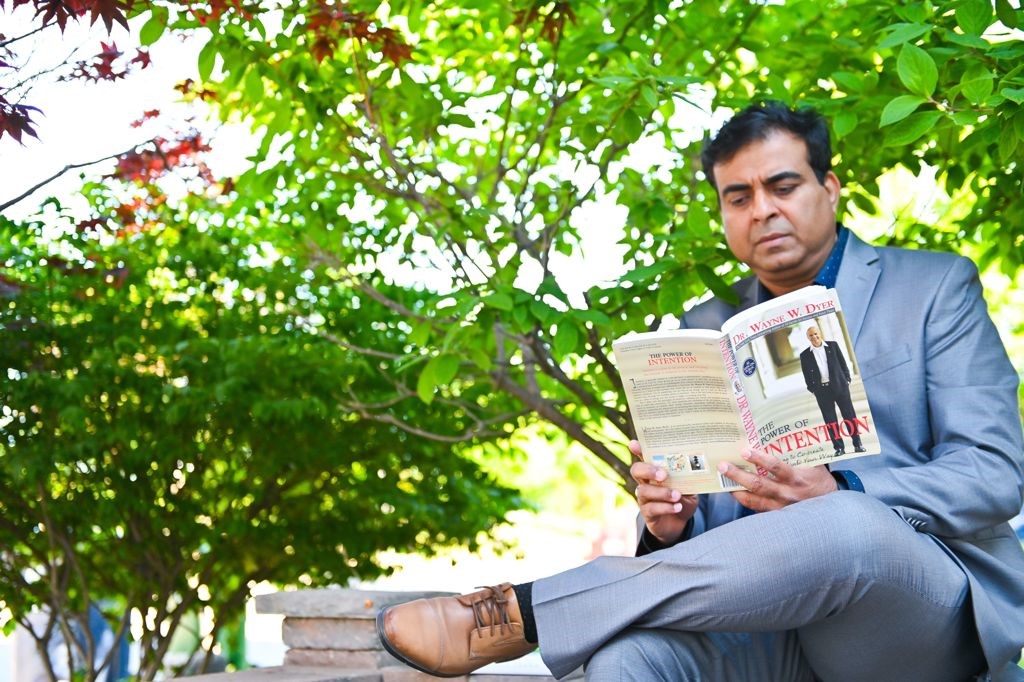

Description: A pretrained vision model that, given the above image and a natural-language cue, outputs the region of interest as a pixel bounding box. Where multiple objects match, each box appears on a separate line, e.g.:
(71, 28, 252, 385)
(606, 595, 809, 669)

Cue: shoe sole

(376, 606, 463, 678)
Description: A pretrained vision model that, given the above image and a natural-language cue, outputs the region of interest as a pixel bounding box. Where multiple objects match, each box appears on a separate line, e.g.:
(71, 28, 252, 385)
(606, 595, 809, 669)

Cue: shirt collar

(813, 223, 849, 289)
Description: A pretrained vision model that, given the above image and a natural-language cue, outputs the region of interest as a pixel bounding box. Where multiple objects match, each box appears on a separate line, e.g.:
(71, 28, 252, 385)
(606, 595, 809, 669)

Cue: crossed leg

(533, 492, 985, 681)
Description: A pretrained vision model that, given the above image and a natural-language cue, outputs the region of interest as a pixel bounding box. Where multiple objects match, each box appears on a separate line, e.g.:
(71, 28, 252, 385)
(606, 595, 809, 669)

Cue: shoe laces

(471, 585, 514, 636)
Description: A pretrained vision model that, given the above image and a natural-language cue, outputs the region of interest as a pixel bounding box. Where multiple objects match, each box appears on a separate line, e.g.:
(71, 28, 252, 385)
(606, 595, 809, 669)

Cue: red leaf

(88, 0, 130, 32)
(311, 37, 335, 63)
(130, 108, 161, 127)
(380, 35, 412, 66)
(107, 133, 212, 182)
(131, 48, 151, 69)
(0, 101, 43, 144)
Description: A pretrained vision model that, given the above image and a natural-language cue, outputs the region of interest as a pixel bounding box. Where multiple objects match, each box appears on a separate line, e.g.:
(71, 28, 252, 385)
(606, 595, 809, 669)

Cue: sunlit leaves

(138, 5, 168, 45)
(879, 95, 926, 126)
(897, 43, 938, 97)
(883, 110, 944, 146)
(955, 0, 993, 35)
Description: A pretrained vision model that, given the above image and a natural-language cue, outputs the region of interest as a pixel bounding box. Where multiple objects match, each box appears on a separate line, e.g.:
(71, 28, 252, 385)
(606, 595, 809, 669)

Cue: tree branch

(0, 138, 157, 213)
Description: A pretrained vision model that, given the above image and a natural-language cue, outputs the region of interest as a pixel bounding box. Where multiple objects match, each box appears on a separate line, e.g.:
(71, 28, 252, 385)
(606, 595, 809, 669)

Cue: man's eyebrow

(720, 171, 804, 196)
(764, 171, 803, 185)
(720, 182, 750, 196)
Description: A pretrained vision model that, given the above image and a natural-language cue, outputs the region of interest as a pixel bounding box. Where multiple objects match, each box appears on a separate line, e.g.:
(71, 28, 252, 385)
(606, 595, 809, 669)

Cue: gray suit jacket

(674, 232, 1024, 677)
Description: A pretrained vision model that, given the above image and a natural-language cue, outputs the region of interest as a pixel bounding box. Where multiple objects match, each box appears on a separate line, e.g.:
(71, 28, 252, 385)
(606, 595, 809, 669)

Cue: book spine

(719, 335, 759, 451)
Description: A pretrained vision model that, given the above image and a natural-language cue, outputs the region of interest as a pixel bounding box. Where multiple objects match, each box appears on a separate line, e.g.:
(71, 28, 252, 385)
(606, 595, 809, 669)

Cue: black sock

(512, 582, 538, 643)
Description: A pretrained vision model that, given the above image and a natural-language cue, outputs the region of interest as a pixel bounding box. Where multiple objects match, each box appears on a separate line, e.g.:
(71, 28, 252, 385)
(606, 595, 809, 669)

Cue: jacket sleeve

(855, 257, 1024, 538)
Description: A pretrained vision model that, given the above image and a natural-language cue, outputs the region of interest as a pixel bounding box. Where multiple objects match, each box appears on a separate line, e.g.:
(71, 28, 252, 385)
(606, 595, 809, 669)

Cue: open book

(613, 285, 879, 494)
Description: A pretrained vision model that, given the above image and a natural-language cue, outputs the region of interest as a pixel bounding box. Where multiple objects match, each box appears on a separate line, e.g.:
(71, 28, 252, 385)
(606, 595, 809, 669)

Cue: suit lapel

(733, 275, 764, 313)
(835, 232, 881, 345)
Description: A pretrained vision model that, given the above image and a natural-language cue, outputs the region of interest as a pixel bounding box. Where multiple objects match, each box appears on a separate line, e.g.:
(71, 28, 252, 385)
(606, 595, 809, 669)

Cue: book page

(720, 286, 881, 468)
(612, 329, 749, 494)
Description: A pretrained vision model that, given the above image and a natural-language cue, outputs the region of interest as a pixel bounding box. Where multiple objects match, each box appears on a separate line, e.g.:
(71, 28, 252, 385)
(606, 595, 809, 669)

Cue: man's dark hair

(700, 101, 833, 190)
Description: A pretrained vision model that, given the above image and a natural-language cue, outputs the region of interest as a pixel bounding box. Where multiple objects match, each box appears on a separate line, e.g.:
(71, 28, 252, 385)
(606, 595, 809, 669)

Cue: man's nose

(751, 189, 778, 222)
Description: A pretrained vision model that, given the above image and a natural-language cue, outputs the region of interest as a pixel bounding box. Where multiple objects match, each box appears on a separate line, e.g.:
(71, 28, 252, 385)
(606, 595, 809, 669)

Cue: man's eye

(776, 185, 796, 195)
(729, 196, 749, 207)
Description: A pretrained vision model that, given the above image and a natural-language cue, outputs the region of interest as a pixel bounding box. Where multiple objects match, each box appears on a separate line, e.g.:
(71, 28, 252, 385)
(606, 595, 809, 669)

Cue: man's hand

(629, 440, 698, 546)
(718, 448, 838, 512)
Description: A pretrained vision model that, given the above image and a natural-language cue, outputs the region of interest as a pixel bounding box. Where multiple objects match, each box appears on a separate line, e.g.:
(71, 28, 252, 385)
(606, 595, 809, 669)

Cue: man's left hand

(718, 448, 838, 512)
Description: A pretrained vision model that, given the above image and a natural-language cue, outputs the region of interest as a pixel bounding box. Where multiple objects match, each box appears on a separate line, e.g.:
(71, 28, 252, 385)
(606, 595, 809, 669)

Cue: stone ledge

(255, 590, 455, 620)
(177, 666, 570, 682)
(176, 665, 382, 681)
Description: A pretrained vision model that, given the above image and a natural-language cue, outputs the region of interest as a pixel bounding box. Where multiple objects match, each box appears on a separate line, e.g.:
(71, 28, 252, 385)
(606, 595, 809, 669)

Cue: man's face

(712, 131, 840, 295)
(806, 327, 823, 348)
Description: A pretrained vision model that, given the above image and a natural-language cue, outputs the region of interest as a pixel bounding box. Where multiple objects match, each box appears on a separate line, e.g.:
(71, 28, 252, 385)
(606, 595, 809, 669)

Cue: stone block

(282, 618, 379, 650)
(471, 677, 556, 682)
(284, 649, 393, 669)
(175, 665, 382, 681)
(256, 589, 455, 619)
(380, 668, 465, 682)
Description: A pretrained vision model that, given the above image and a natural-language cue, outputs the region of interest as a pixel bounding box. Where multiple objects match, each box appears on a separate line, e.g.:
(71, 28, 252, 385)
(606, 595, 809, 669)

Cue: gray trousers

(532, 492, 986, 681)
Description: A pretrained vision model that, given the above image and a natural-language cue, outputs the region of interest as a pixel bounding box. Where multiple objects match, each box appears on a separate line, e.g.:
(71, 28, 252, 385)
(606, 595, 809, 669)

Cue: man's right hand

(629, 440, 698, 546)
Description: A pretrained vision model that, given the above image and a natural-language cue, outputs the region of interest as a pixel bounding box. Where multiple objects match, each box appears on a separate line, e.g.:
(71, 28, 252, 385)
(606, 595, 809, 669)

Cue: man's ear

(823, 171, 841, 211)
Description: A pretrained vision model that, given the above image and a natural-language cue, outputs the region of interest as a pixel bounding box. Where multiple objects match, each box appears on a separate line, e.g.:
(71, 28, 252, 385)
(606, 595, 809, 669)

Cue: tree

(167, 0, 1022, 490)
(0, 154, 523, 679)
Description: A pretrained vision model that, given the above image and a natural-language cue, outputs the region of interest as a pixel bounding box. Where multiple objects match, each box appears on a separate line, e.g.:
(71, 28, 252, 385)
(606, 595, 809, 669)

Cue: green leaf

(640, 84, 659, 108)
(530, 299, 556, 325)
(571, 308, 612, 326)
(883, 111, 943, 146)
(138, 6, 168, 46)
(427, 353, 460, 385)
(849, 192, 878, 216)
(592, 76, 634, 89)
(621, 109, 644, 143)
(408, 320, 432, 347)
(1001, 87, 1024, 104)
(897, 44, 938, 97)
(244, 68, 264, 102)
(995, 0, 1020, 29)
(998, 124, 1019, 164)
(416, 363, 435, 403)
(877, 23, 931, 50)
(483, 292, 514, 310)
(686, 208, 713, 238)
(468, 347, 492, 371)
(445, 114, 476, 129)
(831, 71, 866, 93)
(960, 68, 994, 105)
(619, 261, 672, 285)
(879, 95, 926, 126)
(956, 0, 993, 35)
(944, 31, 990, 49)
(833, 111, 858, 139)
(198, 40, 218, 83)
(656, 279, 685, 315)
(695, 265, 738, 305)
(552, 323, 579, 358)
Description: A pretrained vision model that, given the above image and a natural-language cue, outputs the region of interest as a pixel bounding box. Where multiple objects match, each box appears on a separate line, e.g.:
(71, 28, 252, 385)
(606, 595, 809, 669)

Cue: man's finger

(630, 460, 668, 485)
(717, 461, 769, 493)
(742, 448, 791, 481)
(636, 482, 679, 505)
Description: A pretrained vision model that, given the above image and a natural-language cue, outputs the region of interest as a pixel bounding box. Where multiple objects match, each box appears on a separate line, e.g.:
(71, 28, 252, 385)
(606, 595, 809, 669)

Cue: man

(799, 325, 865, 455)
(377, 102, 1024, 680)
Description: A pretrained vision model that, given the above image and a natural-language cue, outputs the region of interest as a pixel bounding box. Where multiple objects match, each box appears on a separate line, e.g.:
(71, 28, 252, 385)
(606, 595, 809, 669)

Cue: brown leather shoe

(376, 583, 536, 677)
